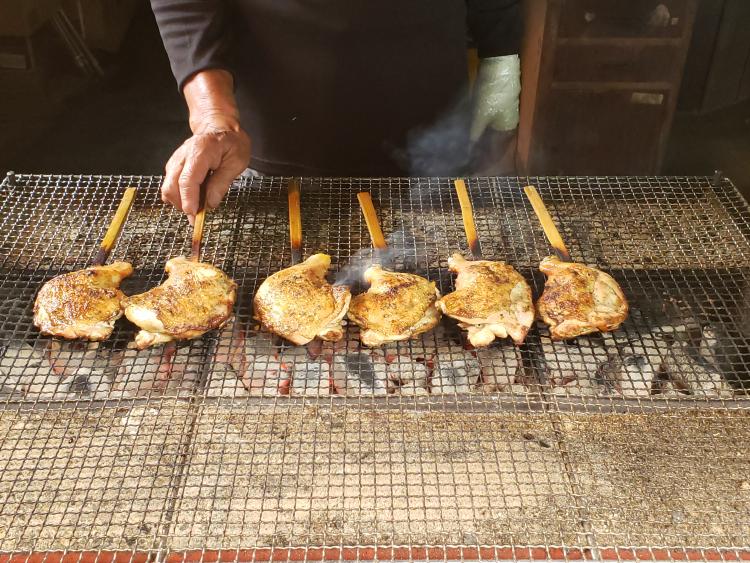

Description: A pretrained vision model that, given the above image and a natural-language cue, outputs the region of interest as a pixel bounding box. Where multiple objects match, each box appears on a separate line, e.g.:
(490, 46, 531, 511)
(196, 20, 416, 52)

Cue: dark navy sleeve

(150, 0, 233, 90)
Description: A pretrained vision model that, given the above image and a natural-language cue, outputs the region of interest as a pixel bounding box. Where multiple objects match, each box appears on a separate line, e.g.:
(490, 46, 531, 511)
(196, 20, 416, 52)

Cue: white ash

(543, 337, 610, 397)
(207, 319, 289, 397)
(475, 345, 523, 392)
(543, 331, 665, 398)
(652, 379, 686, 399)
(431, 350, 481, 394)
(376, 342, 429, 395)
(0, 340, 59, 399)
(46, 340, 122, 400)
(285, 347, 331, 397)
(114, 342, 202, 398)
(607, 332, 662, 398)
(698, 322, 737, 378)
(384, 355, 429, 396)
(332, 351, 388, 396)
(205, 363, 248, 398)
(659, 339, 733, 398)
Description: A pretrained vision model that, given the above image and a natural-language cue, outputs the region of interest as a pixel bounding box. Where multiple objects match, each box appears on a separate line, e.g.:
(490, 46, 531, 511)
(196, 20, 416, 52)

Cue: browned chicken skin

(348, 265, 441, 347)
(34, 262, 134, 341)
(438, 254, 534, 347)
(124, 257, 236, 349)
(537, 256, 628, 340)
(253, 253, 351, 345)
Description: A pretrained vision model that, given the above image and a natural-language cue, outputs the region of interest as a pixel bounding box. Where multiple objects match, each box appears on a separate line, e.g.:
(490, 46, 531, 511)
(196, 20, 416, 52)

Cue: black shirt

(151, 0, 522, 176)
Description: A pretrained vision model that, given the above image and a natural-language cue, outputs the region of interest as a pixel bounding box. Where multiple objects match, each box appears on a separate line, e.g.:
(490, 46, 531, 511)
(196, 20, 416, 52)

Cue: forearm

(183, 69, 240, 134)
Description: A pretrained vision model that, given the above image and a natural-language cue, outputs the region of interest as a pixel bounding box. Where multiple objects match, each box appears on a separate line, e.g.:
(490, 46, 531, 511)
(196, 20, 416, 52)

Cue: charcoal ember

(208, 354, 290, 398)
(114, 342, 202, 397)
(383, 351, 429, 396)
(609, 333, 661, 398)
(46, 340, 122, 399)
(431, 321, 466, 349)
(213, 318, 277, 365)
(380, 342, 429, 395)
(247, 354, 291, 396)
(660, 340, 733, 398)
(594, 354, 638, 397)
(397, 379, 429, 396)
(543, 338, 609, 396)
(205, 363, 248, 397)
(290, 363, 331, 396)
(211, 319, 289, 396)
(652, 378, 685, 398)
(0, 340, 58, 399)
(698, 323, 736, 379)
(431, 351, 481, 394)
(475, 345, 522, 392)
(285, 347, 331, 396)
(332, 350, 388, 396)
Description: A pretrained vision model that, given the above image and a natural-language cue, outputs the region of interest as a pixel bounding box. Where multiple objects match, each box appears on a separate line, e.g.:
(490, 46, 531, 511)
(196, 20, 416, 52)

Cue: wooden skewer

(288, 179, 303, 265)
(91, 187, 136, 266)
(357, 192, 388, 252)
(190, 176, 210, 261)
(523, 185, 571, 262)
(453, 179, 482, 259)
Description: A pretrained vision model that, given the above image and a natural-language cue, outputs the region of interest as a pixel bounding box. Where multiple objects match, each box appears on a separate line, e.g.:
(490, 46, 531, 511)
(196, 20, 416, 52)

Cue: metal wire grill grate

(0, 173, 749, 561)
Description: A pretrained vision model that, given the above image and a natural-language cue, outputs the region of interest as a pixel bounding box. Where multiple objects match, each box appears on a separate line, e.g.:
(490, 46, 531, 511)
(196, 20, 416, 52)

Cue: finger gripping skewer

(191, 176, 210, 261)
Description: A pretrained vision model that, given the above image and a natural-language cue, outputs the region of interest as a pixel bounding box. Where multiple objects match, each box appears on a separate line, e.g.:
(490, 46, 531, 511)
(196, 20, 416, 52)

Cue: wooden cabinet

(517, 0, 698, 175)
(679, 0, 750, 113)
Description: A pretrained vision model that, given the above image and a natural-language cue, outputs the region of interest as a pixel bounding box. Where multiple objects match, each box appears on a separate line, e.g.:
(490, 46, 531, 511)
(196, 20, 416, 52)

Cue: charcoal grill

(0, 172, 749, 562)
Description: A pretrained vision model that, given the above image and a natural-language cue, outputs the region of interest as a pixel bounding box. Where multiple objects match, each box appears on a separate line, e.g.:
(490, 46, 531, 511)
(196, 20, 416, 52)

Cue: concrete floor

(0, 4, 749, 200)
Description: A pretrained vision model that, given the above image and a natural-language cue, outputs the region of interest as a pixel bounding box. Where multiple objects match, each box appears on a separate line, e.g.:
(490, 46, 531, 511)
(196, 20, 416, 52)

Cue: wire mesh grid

(0, 172, 749, 561)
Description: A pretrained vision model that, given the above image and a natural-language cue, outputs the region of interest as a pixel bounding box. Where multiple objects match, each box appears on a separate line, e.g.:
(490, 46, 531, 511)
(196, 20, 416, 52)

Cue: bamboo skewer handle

(288, 179, 303, 265)
(453, 179, 482, 259)
(357, 192, 388, 251)
(523, 185, 571, 262)
(191, 176, 210, 261)
(92, 187, 136, 266)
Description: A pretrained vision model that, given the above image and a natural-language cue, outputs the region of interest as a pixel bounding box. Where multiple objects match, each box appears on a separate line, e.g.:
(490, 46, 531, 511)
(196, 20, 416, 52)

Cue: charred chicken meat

(124, 257, 236, 349)
(253, 253, 351, 345)
(34, 262, 134, 341)
(347, 264, 441, 347)
(438, 254, 534, 347)
(537, 255, 628, 340)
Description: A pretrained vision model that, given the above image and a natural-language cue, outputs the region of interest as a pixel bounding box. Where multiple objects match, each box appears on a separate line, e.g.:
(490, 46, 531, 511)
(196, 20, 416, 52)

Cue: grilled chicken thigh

(438, 254, 534, 347)
(537, 256, 628, 340)
(124, 257, 236, 349)
(254, 253, 351, 345)
(348, 265, 441, 347)
(34, 262, 133, 340)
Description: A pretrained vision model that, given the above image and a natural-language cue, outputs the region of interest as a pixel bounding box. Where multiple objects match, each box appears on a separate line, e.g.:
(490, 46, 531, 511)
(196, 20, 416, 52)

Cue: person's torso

(229, 0, 469, 176)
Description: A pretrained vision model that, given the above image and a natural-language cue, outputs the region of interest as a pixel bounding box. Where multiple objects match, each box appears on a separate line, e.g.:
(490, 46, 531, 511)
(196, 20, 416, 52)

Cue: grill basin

(0, 173, 749, 561)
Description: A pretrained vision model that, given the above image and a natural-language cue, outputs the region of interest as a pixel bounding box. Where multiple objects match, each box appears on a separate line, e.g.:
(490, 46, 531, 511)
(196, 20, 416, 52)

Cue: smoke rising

(392, 90, 473, 177)
(334, 229, 421, 288)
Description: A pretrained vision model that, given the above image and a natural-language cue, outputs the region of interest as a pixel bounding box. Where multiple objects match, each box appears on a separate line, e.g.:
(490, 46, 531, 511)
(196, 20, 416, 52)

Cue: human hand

(162, 115, 251, 223)
(161, 69, 250, 223)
